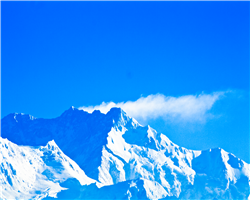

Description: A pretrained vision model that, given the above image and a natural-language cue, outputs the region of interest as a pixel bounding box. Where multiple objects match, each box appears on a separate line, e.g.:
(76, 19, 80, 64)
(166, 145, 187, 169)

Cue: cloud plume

(79, 92, 224, 123)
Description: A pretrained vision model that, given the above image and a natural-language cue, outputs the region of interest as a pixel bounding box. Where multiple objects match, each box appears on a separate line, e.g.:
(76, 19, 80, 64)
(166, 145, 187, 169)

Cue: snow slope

(0, 137, 95, 200)
(1, 107, 250, 199)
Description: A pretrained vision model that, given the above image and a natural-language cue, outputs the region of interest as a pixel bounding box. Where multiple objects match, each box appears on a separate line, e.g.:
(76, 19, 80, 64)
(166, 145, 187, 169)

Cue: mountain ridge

(1, 107, 249, 199)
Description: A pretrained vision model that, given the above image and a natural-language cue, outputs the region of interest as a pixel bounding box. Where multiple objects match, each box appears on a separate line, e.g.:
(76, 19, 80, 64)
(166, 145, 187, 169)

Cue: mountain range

(1, 107, 249, 199)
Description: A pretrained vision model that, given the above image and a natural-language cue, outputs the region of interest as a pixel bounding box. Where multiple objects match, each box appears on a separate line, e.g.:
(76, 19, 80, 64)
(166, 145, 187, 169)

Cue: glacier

(1, 107, 249, 199)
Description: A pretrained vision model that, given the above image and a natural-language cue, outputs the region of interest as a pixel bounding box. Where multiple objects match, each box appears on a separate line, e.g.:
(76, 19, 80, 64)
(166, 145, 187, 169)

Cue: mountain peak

(107, 107, 123, 115)
(107, 107, 128, 123)
(67, 106, 77, 112)
(1, 106, 250, 199)
(5, 112, 36, 123)
(45, 140, 59, 151)
(60, 106, 86, 117)
(106, 107, 141, 129)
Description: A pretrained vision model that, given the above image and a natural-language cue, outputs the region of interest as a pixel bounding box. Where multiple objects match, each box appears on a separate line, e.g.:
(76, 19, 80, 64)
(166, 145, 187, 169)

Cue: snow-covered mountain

(1, 107, 250, 199)
(0, 138, 95, 199)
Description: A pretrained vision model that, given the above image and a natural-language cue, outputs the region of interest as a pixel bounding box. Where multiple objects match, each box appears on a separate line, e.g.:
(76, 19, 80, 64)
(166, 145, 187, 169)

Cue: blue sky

(1, 2, 249, 162)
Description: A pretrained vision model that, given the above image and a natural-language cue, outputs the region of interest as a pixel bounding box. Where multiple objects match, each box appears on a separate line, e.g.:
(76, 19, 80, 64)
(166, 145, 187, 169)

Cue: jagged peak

(107, 107, 125, 116)
(92, 109, 102, 115)
(60, 106, 89, 117)
(106, 107, 140, 128)
(47, 139, 57, 146)
(107, 107, 128, 121)
(44, 140, 60, 152)
(4, 112, 37, 122)
(0, 136, 9, 144)
(70, 106, 76, 110)
(66, 106, 78, 112)
(207, 147, 223, 153)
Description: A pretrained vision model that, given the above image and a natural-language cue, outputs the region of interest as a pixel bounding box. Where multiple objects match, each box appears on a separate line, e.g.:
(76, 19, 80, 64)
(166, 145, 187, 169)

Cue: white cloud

(79, 92, 224, 123)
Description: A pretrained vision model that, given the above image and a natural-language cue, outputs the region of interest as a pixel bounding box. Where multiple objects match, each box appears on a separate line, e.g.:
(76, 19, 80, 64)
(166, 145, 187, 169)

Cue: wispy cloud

(79, 92, 225, 123)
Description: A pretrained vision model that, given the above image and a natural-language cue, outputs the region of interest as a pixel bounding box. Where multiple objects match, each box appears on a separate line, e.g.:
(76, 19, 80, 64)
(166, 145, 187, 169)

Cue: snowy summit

(1, 107, 249, 199)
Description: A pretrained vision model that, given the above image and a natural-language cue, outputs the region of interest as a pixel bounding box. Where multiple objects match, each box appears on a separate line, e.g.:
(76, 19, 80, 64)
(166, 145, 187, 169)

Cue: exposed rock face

(1, 107, 249, 199)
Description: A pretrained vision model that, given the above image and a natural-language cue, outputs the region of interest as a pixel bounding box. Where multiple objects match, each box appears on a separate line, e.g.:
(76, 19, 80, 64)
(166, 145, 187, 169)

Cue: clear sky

(1, 2, 249, 162)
